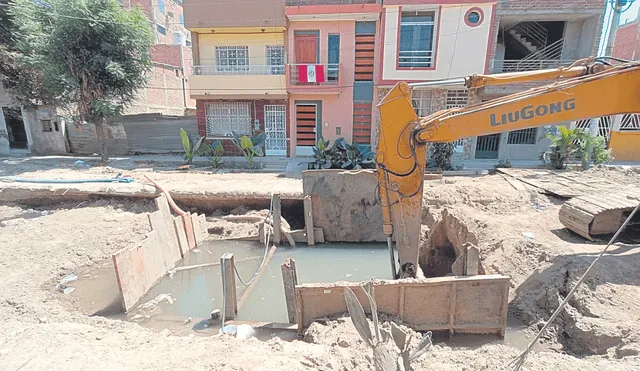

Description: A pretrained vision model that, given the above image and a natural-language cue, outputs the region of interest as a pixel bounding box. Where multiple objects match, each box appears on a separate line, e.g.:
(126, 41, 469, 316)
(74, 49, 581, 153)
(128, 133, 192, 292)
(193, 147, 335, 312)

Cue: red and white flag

(297, 64, 325, 83)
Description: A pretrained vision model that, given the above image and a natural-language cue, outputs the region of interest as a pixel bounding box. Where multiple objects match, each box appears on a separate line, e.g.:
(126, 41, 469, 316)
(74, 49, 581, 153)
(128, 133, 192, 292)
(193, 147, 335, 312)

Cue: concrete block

(302, 170, 385, 242)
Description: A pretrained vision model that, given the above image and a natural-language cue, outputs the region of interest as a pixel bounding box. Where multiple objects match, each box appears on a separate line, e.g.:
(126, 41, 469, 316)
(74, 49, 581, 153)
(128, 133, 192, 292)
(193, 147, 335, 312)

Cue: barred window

(507, 128, 537, 144)
(205, 102, 251, 137)
(445, 89, 468, 109)
(411, 89, 433, 117)
(216, 46, 249, 73)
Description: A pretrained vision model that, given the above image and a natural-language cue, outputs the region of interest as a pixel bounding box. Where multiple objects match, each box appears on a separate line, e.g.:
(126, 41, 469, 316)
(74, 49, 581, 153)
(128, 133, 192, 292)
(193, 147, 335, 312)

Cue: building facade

(122, 0, 195, 116)
(184, 0, 610, 162)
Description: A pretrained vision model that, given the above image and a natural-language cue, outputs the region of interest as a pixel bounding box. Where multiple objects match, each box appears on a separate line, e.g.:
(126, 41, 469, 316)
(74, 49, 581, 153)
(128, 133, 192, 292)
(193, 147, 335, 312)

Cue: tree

(9, 0, 154, 163)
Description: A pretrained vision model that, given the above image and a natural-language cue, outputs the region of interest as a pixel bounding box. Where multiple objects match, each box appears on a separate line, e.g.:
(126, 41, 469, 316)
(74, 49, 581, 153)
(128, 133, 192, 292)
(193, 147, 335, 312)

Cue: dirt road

(0, 159, 638, 370)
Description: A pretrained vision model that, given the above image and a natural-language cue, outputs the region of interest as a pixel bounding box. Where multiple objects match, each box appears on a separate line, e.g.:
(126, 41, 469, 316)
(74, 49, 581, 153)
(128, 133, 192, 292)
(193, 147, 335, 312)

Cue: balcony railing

(492, 59, 575, 73)
(288, 64, 340, 86)
(286, 0, 380, 5)
(398, 50, 434, 69)
(193, 64, 285, 76)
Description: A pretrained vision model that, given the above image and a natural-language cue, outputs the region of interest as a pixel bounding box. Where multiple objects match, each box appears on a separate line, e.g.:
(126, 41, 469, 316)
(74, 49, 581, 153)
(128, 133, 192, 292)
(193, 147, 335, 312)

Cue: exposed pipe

(408, 78, 467, 89)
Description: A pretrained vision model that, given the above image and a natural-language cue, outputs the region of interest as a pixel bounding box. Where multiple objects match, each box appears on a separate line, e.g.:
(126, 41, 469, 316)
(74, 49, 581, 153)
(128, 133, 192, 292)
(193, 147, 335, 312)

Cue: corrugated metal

(123, 116, 198, 154)
(66, 114, 198, 155)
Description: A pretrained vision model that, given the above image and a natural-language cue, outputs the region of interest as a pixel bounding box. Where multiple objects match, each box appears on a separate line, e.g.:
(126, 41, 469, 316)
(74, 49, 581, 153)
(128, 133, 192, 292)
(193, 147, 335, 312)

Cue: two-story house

(185, 0, 289, 155)
(285, 0, 382, 155)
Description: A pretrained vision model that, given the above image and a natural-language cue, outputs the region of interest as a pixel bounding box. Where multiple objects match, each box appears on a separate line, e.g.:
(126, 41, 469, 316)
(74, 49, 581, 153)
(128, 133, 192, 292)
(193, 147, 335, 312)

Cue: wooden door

(294, 35, 318, 64)
(295, 104, 317, 155)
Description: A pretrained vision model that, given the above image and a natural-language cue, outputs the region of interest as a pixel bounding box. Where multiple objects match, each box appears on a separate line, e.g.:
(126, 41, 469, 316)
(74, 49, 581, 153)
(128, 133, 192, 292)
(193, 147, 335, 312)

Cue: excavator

(376, 57, 640, 279)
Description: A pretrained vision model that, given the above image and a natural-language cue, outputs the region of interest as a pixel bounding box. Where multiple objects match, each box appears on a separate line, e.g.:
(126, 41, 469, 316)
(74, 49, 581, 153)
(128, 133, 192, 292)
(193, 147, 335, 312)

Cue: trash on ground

(139, 293, 174, 310)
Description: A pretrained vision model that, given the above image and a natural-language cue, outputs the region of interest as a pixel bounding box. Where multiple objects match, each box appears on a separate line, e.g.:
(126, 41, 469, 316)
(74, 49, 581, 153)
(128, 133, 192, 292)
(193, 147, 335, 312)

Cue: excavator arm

(376, 59, 640, 278)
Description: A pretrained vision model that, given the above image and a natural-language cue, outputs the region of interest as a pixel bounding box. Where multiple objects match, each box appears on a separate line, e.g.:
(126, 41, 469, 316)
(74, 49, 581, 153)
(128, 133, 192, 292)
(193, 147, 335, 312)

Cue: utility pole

(605, 0, 636, 56)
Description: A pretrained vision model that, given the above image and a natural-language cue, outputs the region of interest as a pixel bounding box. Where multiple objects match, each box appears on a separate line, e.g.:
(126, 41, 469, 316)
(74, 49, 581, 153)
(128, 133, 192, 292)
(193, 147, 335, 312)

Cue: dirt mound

(511, 250, 640, 356)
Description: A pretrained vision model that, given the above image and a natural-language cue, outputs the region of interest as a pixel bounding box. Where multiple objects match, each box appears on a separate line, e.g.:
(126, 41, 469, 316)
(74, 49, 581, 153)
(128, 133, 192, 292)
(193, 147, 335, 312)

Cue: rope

(233, 194, 274, 287)
(507, 201, 640, 371)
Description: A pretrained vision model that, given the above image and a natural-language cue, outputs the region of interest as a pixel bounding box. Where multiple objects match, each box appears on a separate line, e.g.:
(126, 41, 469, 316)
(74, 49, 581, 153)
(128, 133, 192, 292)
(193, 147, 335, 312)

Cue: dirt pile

(511, 251, 640, 356)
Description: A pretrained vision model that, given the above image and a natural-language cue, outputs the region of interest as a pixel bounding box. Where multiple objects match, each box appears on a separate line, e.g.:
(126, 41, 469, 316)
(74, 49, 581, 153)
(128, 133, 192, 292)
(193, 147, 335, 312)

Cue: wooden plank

(182, 213, 196, 249)
(273, 194, 282, 245)
(451, 254, 465, 276)
(221, 253, 237, 320)
(150, 195, 183, 264)
(304, 196, 315, 246)
(112, 230, 165, 312)
(198, 214, 208, 242)
(466, 245, 479, 276)
(281, 258, 298, 324)
(173, 216, 189, 257)
(191, 212, 204, 246)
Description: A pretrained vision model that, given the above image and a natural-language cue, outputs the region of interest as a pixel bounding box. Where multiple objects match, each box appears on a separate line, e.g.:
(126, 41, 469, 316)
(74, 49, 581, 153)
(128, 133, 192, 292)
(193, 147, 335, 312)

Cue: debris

(210, 309, 221, 320)
(131, 314, 145, 321)
(336, 338, 350, 348)
(236, 324, 256, 340)
(0, 218, 26, 227)
(139, 294, 174, 310)
(184, 317, 192, 324)
(522, 232, 535, 240)
(73, 160, 88, 167)
(159, 329, 171, 337)
(55, 273, 78, 293)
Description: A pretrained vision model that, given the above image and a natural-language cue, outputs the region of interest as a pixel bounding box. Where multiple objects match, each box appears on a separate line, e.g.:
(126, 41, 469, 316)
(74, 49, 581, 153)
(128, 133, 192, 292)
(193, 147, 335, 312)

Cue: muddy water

(69, 239, 545, 352)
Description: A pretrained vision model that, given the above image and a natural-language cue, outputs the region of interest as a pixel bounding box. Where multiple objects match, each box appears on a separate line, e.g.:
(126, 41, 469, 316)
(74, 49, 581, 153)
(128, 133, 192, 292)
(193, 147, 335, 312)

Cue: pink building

(285, 1, 382, 156)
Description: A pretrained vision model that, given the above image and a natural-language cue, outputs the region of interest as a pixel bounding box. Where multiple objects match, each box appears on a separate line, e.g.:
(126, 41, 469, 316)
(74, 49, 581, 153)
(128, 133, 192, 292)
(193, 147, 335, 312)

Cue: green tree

(9, 0, 154, 163)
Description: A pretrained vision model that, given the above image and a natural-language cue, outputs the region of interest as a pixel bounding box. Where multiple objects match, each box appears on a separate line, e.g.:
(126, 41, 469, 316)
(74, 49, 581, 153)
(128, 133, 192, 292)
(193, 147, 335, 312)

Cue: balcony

(189, 65, 287, 98)
(491, 59, 575, 73)
(286, 64, 342, 94)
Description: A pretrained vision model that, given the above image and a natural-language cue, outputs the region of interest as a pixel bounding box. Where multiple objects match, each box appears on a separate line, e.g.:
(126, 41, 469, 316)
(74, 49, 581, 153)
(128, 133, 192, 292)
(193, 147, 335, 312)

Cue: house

(285, 0, 382, 156)
(609, 10, 640, 162)
(121, 0, 195, 116)
(375, 0, 607, 163)
(184, 0, 289, 155)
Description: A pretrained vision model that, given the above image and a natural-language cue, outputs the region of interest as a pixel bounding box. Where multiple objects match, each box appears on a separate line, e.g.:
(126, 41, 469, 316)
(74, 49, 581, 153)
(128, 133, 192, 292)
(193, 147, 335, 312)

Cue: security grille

(574, 117, 612, 141)
(215, 46, 249, 73)
(621, 114, 640, 131)
(266, 45, 285, 75)
(411, 89, 433, 117)
(507, 128, 537, 144)
(205, 102, 251, 137)
(264, 105, 287, 156)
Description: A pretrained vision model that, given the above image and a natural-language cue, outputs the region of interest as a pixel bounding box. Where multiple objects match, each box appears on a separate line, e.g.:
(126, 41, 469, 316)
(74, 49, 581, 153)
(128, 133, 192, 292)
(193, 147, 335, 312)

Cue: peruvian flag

(297, 64, 325, 83)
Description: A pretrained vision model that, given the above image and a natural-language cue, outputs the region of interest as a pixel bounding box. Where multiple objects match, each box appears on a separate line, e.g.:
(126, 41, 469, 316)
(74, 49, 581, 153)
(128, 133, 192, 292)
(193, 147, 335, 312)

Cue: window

(507, 128, 538, 144)
(399, 11, 435, 68)
(179, 14, 184, 25)
(156, 24, 166, 35)
(158, 0, 165, 14)
(464, 8, 484, 27)
(215, 46, 249, 73)
(205, 102, 252, 137)
(621, 114, 640, 131)
(411, 89, 433, 117)
(328, 34, 340, 82)
(41, 120, 52, 132)
(266, 45, 285, 75)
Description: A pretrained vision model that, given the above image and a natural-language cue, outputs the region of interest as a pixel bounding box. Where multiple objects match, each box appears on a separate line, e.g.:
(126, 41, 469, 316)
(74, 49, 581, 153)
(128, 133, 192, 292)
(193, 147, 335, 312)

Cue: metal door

(264, 105, 287, 156)
(295, 103, 317, 156)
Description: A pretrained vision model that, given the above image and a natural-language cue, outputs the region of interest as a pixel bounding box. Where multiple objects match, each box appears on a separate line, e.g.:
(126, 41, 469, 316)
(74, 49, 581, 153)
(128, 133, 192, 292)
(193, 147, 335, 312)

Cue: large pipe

(408, 78, 467, 89)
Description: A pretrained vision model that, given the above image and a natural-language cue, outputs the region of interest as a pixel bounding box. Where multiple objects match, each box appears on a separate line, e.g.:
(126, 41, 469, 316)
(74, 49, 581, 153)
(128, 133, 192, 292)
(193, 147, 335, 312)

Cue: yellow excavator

(376, 57, 640, 278)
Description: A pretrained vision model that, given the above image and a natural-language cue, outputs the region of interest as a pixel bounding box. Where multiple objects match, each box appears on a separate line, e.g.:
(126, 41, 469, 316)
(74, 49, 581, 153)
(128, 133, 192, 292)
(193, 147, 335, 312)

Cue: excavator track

(559, 191, 640, 240)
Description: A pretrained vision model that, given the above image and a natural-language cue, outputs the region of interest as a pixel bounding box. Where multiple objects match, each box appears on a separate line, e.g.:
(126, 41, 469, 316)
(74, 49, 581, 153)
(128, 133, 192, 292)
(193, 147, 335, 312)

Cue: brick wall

(196, 99, 290, 157)
(613, 21, 640, 60)
(124, 64, 186, 116)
